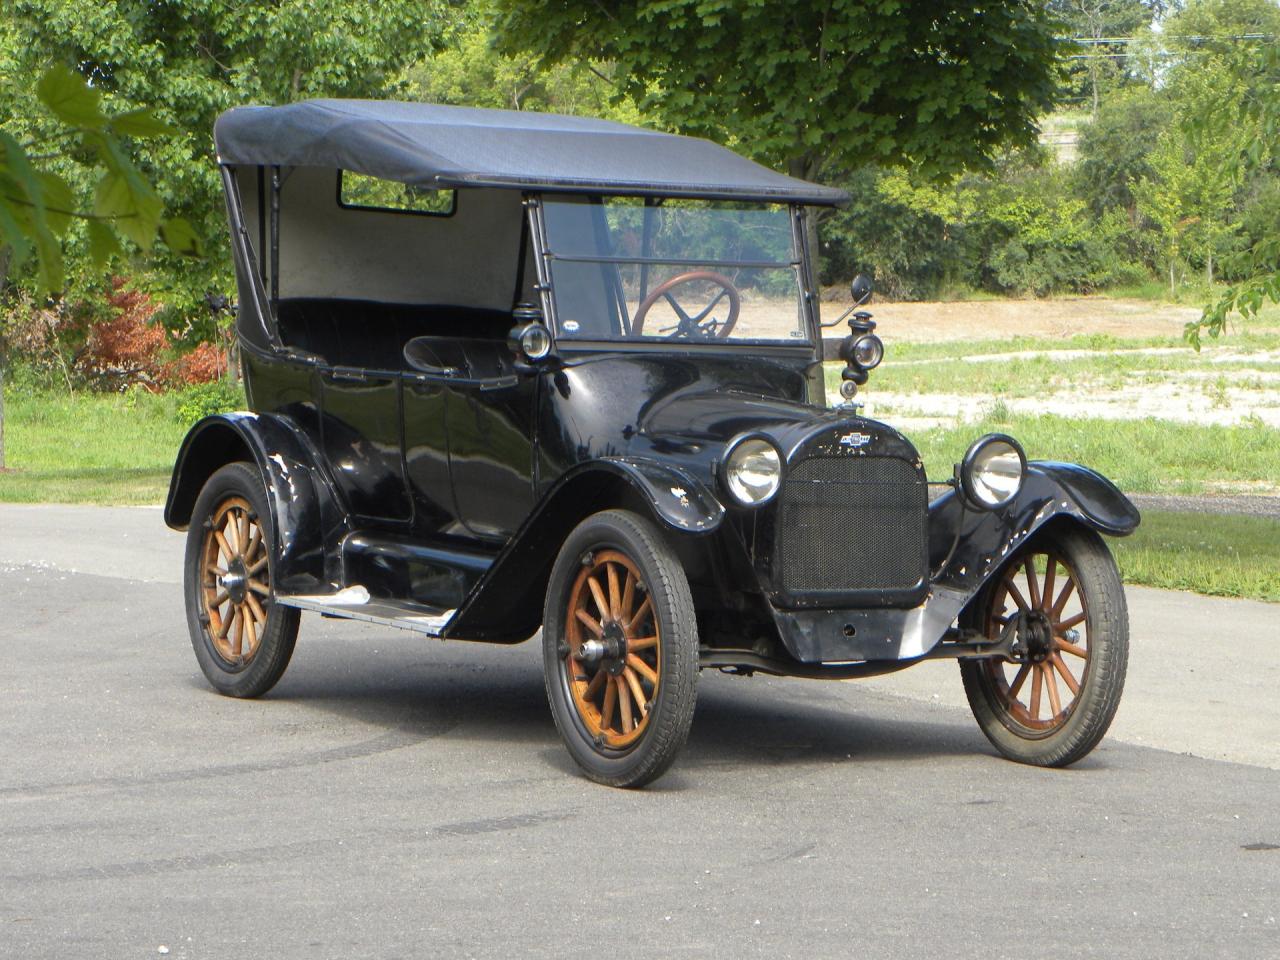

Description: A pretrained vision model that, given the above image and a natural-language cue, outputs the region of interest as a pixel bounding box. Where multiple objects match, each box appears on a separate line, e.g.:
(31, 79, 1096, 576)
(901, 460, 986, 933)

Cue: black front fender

(164, 412, 348, 593)
(930, 460, 1139, 596)
(444, 457, 724, 642)
(769, 461, 1139, 664)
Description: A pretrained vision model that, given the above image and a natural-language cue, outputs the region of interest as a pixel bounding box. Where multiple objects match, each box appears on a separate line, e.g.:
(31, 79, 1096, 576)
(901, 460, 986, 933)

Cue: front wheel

(542, 509, 698, 788)
(959, 525, 1128, 767)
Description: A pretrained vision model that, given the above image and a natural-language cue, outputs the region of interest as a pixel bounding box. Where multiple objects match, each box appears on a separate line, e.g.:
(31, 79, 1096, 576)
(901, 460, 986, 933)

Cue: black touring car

(166, 101, 1139, 786)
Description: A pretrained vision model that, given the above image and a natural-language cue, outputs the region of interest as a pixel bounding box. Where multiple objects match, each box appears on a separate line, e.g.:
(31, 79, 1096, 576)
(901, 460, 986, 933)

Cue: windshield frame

(527, 193, 820, 353)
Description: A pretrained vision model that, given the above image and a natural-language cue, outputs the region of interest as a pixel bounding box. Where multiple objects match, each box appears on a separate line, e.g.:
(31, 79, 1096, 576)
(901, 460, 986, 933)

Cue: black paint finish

(167, 171, 1141, 677)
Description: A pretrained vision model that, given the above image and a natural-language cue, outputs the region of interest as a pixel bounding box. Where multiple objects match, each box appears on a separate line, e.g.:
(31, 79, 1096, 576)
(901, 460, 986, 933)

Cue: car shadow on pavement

(229, 641, 995, 781)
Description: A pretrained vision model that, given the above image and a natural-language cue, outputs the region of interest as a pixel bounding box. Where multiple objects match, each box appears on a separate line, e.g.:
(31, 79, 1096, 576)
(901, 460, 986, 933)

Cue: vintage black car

(166, 101, 1140, 787)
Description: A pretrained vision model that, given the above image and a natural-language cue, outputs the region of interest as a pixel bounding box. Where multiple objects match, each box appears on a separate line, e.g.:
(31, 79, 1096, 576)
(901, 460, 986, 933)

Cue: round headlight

(959, 434, 1026, 510)
(852, 333, 884, 369)
(723, 437, 782, 506)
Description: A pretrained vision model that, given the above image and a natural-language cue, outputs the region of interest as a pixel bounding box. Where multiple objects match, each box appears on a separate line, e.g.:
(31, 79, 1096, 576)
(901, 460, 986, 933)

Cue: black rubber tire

(542, 509, 699, 788)
(184, 461, 300, 698)
(960, 525, 1128, 767)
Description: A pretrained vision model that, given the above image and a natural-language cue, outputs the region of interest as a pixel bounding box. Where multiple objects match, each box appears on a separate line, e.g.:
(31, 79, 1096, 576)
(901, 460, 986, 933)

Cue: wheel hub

(221, 557, 249, 605)
(579, 621, 629, 674)
(602, 621, 628, 675)
(1018, 610, 1054, 662)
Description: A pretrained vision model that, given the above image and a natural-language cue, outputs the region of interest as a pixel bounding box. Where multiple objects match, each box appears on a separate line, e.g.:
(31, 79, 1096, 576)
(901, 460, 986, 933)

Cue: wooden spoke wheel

(563, 550, 661, 750)
(199, 496, 271, 667)
(543, 510, 698, 788)
(184, 462, 299, 699)
(960, 526, 1128, 767)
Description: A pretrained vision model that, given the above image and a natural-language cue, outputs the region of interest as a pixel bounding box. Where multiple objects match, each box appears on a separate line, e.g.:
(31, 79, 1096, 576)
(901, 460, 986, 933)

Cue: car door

(318, 366, 413, 524)
(441, 340, 538, 542)
(403, 370, 465, 537)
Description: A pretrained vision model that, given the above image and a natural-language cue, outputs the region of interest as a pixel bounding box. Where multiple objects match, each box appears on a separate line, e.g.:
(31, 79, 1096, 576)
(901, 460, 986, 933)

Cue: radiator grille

(773, 455, 928, 596)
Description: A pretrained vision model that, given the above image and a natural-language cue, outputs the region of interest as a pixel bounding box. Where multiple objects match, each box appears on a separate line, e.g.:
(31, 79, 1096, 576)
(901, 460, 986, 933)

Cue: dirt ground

(862, 296, 1203, 343)
(820, 297, 1280, 433)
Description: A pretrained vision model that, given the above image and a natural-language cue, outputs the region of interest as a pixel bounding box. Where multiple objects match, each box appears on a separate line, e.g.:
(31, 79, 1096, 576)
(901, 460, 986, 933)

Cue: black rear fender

(164, 412, 347, 593)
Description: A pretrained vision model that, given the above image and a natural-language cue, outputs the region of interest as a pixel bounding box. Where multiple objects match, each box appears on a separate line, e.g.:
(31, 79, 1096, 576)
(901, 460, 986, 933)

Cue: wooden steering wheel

(632, 270, 741, 339)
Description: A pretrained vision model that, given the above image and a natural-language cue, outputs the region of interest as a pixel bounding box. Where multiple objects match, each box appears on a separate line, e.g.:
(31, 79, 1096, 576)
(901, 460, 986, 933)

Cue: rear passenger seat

(275, 298, 511, 370)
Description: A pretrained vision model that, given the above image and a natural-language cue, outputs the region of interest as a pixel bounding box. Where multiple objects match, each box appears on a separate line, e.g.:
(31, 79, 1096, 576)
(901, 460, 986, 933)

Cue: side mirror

(851, 274, 873, 305)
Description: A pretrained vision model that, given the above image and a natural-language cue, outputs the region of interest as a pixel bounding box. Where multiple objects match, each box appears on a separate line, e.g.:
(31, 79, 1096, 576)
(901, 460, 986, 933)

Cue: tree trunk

(1206, 251, 1214, 286)
(0, 245, 9, 471)
(0, 358, 6, 471)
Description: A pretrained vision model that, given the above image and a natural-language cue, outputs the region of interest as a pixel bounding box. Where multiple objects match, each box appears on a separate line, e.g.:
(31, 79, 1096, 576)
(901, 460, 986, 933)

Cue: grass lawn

(1113, 511, 1280, 603)
(909, 413, 1280, 495)
(3, 381, 1277, 602)
(0, 389, 190, 504)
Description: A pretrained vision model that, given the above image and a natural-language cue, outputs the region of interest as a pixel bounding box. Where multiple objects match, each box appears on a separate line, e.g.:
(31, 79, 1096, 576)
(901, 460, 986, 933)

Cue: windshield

(540, 196, 810, 345)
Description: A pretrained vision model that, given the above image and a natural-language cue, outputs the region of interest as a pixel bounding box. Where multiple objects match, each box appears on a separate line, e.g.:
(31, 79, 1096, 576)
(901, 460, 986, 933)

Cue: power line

(1064, 33, 1276, 44)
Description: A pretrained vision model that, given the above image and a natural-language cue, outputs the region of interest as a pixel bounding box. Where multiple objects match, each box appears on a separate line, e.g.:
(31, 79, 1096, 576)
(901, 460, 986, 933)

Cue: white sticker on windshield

(563, 320, 580, 333)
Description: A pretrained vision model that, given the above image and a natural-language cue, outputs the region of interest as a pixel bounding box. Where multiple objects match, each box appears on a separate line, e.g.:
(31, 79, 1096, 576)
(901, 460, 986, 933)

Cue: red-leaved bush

(79, 281, 170, 389)
(5, 279, 229, 391)
(169, 341, 227, 385)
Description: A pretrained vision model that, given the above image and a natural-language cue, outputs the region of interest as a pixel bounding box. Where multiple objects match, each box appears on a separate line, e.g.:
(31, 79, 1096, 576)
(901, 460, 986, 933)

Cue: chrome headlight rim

(851, 333, 884, 370)
(720, 434, 784, 508)
(958, 433, 1027, 511)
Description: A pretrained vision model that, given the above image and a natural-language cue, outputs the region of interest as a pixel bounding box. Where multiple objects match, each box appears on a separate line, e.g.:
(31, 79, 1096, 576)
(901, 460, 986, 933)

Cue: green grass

(839, 329, 1280, 365)
(4, 371, 1279, 602)
(908, 413, 1280, 495)
(0, 388, 190, 504)
(855, 349, 1280, 400)
(1113, 511, 1280, 603)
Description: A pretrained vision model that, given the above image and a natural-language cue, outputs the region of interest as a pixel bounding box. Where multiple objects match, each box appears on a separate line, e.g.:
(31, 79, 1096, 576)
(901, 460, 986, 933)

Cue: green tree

(1193, 42, 1280, 345)
(1, 65, 182, 469)
(1049, 1, 1166, 114)
(2, 0, 447, 334)
(1131, 134, 1207, 295)
(490, 1, 1062, 184)
(1075, 86, 1172, 219)
(402, 7, 638, 121)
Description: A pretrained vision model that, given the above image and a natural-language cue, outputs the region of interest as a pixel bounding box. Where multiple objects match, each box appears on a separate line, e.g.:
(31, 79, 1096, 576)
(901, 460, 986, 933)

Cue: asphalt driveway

(1, 504, 1277, 959)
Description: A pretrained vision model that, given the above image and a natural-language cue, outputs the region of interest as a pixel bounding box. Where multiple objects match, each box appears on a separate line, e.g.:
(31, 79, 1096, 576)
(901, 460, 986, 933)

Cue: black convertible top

(214, 99, 847, 206)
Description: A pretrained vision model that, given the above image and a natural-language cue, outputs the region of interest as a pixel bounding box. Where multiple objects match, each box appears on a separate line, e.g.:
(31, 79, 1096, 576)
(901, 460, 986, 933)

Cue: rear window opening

(338, 171, 456, 217)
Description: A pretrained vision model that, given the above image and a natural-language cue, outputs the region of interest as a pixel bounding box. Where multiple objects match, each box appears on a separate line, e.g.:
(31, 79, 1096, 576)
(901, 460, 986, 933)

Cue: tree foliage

(402, 6, 638, 121)
(2, 0, 447, 326)
(1, 63, 186, 468)
(491, 1, 1063, 182)
(1192, 40, 1280, 345)
(0, 65, 185, 293)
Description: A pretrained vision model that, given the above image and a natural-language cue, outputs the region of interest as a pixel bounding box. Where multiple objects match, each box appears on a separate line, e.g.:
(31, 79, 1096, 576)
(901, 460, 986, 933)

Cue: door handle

(327, 368, 369, 383)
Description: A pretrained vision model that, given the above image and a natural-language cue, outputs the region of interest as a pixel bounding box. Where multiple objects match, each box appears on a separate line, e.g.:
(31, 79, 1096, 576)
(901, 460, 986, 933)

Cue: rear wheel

(542, 510, 698, 788)
(960, 525, 1128, 767)
(184, 461, 299, 698)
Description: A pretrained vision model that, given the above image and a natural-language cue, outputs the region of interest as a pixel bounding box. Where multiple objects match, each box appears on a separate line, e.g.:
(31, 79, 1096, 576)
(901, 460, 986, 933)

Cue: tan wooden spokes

(564, 550, 661, 749)
(984, 551, 1090, 732)
(200, 496, 270, 666)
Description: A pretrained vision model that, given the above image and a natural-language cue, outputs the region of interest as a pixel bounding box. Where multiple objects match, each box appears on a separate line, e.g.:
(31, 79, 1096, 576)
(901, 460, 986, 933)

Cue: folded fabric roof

(214, 99, 847, 206)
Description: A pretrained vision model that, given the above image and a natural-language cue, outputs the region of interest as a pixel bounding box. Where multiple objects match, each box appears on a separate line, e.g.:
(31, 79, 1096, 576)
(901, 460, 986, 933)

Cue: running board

(276, 586, 455, 638)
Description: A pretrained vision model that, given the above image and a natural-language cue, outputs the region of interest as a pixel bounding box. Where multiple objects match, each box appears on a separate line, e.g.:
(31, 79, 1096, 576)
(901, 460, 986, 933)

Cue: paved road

(1129, 493, 1280, 519)
(1, 506, 1278, 959)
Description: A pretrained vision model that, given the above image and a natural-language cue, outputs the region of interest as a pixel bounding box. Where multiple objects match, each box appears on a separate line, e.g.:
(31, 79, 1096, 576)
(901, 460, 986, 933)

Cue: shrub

(175, 380, 245, 427)
(80, 280, 168, 390)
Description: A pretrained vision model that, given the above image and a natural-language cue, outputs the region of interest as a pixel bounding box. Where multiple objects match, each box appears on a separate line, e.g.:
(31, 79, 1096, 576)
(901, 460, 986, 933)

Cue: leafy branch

(1187, 44, 1280, 348)
(0, 64, 199, 295)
